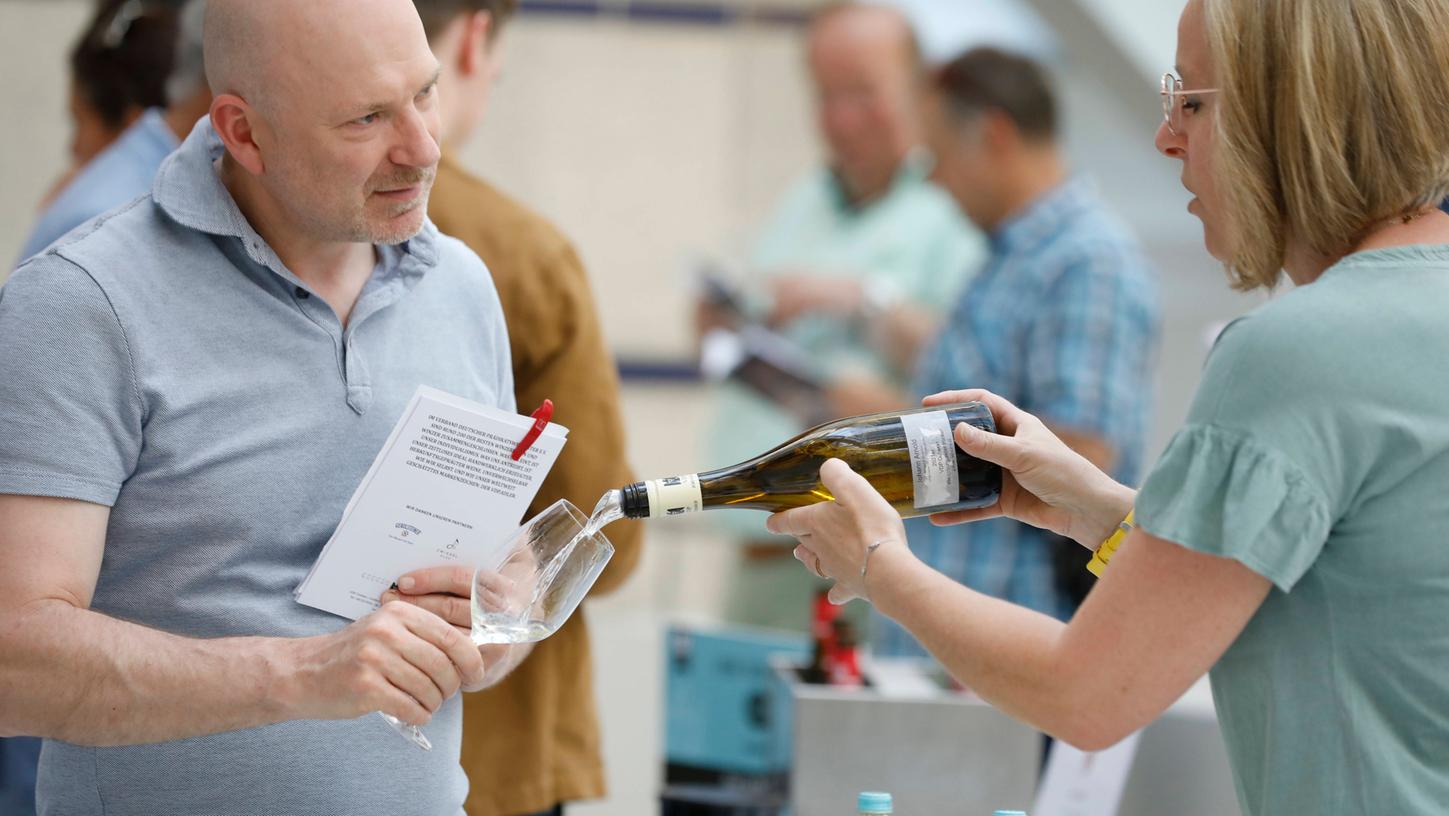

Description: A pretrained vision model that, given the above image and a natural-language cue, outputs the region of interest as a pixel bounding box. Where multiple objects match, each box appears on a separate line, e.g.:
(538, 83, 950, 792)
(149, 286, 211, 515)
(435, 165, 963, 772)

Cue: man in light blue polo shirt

(14, 0, 212, 267)
(0, 1, 524, 814)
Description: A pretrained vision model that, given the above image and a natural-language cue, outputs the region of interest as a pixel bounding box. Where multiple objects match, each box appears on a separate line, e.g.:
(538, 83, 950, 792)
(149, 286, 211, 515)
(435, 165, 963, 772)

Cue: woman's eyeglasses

(1161, 72, 1220, 135)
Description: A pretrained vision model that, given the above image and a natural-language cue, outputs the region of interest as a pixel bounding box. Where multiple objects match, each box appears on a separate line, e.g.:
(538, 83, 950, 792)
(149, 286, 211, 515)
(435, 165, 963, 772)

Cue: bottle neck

(620, 474, 704, 519)
(620, 482, 651, 519)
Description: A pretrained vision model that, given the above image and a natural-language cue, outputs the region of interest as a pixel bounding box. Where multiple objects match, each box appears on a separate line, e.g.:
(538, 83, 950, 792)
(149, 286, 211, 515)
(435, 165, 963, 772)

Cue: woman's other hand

(766, 458, 916, 605)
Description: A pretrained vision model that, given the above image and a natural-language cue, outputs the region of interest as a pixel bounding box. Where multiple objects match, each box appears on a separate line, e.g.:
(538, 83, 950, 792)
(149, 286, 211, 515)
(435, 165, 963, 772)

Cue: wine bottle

(617, 403, 1000, 520)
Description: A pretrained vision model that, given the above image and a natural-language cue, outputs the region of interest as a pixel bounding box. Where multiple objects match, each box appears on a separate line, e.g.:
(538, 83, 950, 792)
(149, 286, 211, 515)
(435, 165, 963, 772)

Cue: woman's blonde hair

(1203, 0, 1449, 289)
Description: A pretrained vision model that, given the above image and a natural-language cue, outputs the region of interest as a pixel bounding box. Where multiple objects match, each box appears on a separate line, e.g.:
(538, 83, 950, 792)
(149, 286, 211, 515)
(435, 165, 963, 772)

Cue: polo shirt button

(295, 287, 309, 299)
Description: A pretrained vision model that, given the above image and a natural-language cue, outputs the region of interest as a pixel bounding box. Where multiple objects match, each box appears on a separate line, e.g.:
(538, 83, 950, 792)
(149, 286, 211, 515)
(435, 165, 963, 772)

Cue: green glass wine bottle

(616, 402, 1000, 521)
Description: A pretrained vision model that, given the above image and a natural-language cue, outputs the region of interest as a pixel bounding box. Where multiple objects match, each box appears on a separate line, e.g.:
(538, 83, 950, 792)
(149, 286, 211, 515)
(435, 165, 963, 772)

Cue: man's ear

(980, 109, 1020, 155)
(459, 10, 494, 76)
(210, 94, 265, 175)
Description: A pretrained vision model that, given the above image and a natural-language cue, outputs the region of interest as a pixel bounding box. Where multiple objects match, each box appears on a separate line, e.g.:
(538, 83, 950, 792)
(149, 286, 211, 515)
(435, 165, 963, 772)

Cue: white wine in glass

(380, 499, 614, 750)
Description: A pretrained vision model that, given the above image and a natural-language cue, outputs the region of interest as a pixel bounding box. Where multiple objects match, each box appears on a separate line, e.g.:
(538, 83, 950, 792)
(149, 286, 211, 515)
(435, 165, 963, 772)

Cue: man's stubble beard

(367, 184, 433, 245)
(360, 166, 437, 245)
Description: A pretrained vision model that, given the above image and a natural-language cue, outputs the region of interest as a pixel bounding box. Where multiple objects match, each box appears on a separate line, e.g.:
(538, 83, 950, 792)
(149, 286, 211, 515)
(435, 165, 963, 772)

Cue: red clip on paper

(511, 399, 554, 461)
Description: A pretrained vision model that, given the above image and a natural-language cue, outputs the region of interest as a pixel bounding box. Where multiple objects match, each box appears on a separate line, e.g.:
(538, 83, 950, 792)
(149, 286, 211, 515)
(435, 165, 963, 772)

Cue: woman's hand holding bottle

(922, 389, 1135, 549)
(767, 388, 1138, 604)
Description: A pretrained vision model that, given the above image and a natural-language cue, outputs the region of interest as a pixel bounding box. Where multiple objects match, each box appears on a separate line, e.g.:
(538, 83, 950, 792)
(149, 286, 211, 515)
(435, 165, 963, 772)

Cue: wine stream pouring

(586, 402, 1001, 529)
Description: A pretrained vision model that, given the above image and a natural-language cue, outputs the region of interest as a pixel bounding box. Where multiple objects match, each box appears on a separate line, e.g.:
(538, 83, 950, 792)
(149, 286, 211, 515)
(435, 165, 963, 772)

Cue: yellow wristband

(1087, 510, 1134, 577)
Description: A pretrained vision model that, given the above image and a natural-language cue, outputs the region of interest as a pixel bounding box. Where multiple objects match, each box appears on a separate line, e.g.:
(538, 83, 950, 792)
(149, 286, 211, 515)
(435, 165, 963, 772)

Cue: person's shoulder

(34, 194, 169, 276)
(1229, 263, 1390, 346)
(890, 180, 973, 241)
(1197, 287, 1357, 413)
(892, 169, 959, 211)
(19, 155, 160, 263)
(1031, 195, 1153, 289)
(1219, 260, 1434, 376)
(11, 196, 211, 332)
(421, 225, 512, 325)
(52, 122, 168, 214)
(766, 167, 839, 219)
(74, 133, 165, 196)
(5, 244, 118, 322)
(1039, 205, 1157, 303)
(1057, 190, 1149, 259)
(427, 223, 492, 282)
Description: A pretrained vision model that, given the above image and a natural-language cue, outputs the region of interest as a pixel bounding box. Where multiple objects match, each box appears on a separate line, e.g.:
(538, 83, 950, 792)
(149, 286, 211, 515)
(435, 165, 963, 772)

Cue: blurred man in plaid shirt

(876, 48, 1159, 656)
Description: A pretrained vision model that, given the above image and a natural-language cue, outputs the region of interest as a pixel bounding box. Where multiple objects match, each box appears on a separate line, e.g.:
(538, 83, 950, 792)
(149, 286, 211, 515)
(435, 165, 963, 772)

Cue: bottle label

(899, 410, 959, 510)
(645, 474, 703, 518)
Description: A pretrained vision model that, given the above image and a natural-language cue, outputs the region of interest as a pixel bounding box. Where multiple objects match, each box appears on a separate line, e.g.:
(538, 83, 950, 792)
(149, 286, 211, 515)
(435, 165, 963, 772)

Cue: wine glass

(379, 499, 615, 750)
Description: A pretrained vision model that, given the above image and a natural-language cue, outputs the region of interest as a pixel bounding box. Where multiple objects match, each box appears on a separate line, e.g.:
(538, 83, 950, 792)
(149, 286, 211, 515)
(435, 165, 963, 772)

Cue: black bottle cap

(620, 482, 651, 519)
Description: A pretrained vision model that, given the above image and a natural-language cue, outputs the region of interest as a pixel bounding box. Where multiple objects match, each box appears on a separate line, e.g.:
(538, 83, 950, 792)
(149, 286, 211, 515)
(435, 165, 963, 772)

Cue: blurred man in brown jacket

(410, 2, 643, 813)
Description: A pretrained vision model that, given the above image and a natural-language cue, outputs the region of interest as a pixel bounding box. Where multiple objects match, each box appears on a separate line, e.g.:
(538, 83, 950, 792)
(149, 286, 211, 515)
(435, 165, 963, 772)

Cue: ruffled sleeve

(1136, 423, 1333, 592)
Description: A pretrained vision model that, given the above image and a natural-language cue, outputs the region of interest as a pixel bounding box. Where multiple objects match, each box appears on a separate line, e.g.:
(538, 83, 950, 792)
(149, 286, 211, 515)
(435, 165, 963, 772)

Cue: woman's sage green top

(1136, 245, 1449, 815)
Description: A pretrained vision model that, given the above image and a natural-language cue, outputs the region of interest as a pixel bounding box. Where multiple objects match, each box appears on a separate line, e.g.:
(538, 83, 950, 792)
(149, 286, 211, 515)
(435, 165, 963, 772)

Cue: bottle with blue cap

(857, 791, 893, 815)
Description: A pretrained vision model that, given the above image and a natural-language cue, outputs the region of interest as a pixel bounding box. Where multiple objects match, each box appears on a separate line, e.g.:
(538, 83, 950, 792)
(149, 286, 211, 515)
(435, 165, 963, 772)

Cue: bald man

(0, 1, 525, 813)
(705, 2, 983, 631)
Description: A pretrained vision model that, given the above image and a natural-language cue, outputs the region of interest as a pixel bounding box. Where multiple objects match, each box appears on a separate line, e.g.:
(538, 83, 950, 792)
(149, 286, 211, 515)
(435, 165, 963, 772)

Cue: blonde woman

(767, 0, 1449, 812)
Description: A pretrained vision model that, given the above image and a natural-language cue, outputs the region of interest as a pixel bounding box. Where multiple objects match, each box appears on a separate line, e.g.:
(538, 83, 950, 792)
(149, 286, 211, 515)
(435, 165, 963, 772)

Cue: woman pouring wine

(767, 1, 1449, 813)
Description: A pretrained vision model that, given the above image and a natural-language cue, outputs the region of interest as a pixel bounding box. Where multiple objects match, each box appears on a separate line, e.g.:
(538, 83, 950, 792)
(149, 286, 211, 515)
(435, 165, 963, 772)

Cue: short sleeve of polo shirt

(0, 255, 144, 506)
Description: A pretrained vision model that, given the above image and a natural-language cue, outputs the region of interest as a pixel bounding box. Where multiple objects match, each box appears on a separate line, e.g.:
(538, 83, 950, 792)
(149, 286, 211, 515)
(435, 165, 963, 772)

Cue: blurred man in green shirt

(702, 2, 984, 630)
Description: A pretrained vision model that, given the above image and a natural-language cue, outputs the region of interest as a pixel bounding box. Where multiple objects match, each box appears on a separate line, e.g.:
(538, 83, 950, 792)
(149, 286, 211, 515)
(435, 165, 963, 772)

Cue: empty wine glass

(380, 499, 615, 749)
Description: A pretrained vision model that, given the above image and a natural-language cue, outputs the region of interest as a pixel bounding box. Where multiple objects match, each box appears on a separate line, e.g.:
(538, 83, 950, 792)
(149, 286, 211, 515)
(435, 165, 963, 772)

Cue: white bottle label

(900, 410, 959, 510)
(645, 473, 703, 518)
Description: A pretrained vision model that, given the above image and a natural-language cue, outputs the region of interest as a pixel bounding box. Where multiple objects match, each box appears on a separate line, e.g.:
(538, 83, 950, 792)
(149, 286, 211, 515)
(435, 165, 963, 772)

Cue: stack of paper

(296, 386, 568, 621)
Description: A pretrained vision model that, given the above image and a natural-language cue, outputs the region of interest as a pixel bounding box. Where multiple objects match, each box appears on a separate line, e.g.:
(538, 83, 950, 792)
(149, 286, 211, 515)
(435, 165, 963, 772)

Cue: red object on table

(828, 618, 864, 687)
(809, 589, 841, 682)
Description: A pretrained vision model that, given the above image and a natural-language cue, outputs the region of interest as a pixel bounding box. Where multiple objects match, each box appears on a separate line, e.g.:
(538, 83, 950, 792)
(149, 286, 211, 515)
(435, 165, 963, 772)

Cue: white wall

(454, 14, 819, 361)
(1071, 0, 1181, 78)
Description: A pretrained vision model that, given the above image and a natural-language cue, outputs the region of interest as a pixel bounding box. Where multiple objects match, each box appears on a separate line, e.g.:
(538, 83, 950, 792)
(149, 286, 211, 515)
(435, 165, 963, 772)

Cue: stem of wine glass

(378, 711, 432, 751)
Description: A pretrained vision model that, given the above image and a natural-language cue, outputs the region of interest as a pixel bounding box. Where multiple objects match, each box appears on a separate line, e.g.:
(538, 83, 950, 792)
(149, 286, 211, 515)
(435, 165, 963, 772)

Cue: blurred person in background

(409, 1, 644, 814)
(773, 0, 1449, 812)
(43, 0, 180, 205)
(17, 0, 212, 266)
(702, 0, 984, 632)
(868, 48, 1159, 657)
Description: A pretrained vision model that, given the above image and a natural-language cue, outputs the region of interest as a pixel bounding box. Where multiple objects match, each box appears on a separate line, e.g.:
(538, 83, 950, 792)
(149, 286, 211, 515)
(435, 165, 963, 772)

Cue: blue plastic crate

(664, 624, 811, 775)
